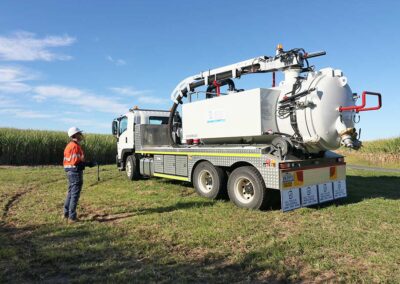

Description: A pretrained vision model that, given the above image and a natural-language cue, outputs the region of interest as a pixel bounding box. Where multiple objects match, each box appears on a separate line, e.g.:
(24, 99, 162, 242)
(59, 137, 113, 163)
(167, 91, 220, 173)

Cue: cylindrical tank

(275, 67, 356, 153)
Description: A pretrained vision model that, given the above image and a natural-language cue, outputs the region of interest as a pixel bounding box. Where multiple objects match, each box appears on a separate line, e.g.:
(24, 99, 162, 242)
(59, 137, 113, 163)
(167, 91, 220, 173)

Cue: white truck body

(113, 109, 347, 212)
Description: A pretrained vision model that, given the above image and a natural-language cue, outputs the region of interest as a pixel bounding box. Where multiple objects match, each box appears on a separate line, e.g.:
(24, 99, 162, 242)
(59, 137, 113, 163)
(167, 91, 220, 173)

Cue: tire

(193, 161, 226, 199)
(227, 166, 269, 210)
(125, 155, 141, 181)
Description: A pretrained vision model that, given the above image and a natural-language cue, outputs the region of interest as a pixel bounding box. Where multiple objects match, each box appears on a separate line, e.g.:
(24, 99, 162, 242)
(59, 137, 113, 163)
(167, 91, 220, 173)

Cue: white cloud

(17, 110, 53, 118)
(109, 86, 151, 97)
(106, 55, 126, 66)
(0, 31, 75, 61)
(0, 66, 37, 82)
(110, 86, 167, 105)
(33, 85, 128, 114)
(60, 117, 110, 129)
(137, 96, 168, 104)
(0, 82, 31, 93)
(0, 108, 53, 118)
(0, 96, 19, 108)
(0, 66, 38, 93)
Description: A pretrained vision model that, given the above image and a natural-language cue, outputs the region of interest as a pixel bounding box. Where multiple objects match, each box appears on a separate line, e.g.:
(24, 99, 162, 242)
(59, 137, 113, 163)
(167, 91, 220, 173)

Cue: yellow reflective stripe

(153, 173, 189, 181)
(136, 150, 261, 158)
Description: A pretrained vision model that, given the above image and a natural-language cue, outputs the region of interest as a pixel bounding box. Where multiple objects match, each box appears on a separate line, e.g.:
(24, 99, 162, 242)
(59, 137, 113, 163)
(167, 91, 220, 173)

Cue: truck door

(117, 115, 134, 159)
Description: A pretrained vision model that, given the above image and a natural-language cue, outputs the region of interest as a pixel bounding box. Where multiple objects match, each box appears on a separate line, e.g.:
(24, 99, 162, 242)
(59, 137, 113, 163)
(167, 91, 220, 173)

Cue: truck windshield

(119, 116, 128, 134)
(149, 116, 169, 125)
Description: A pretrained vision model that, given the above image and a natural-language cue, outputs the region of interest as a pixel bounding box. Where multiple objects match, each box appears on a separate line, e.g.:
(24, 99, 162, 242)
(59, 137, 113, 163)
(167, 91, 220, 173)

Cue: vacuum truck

(112, 45, 382, 211)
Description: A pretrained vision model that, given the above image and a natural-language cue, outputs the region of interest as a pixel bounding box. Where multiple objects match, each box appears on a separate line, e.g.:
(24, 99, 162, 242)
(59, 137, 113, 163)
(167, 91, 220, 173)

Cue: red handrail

(339, 91, 382, 112)
(213, 80, 221, 96)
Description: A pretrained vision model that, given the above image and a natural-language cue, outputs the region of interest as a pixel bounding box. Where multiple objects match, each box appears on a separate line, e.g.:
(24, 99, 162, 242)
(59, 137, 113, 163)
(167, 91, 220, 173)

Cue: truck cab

(112, 108, 170, 170)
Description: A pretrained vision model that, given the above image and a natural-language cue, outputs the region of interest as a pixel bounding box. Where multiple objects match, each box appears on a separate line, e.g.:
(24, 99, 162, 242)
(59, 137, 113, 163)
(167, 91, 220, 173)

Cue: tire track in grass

(2, 167, 118, 223)
(1, 177, 65, 220)
(0, 176, 71, 281)
(1, 188, 32, 220)
(0, 167, 117, 281)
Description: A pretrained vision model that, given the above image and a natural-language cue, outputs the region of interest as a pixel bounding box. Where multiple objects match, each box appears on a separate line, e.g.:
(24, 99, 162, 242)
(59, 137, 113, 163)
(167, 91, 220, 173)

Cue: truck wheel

(193, 161, 226, 199)
(126, 155, 140, 181)
(227, 166, 269, 210)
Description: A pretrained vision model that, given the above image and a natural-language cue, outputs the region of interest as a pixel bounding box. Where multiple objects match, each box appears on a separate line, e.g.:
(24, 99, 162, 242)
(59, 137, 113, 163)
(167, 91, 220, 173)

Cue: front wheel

(125, 155, 141, 181)
(227, 166, 269, 210)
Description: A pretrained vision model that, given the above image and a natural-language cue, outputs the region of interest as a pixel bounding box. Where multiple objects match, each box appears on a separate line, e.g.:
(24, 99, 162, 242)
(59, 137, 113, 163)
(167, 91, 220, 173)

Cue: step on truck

(112, 45, 381, 211)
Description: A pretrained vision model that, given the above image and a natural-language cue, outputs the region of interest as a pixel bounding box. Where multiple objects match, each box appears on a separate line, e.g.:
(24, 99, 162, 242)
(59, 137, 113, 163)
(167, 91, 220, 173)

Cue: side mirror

(112, 120, 118, 136)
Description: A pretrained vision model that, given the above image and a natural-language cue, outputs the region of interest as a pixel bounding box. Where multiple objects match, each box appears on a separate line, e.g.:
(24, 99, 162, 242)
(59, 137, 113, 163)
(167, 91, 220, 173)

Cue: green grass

(1, 166, 399, 282)
(0, 127, 116, 165)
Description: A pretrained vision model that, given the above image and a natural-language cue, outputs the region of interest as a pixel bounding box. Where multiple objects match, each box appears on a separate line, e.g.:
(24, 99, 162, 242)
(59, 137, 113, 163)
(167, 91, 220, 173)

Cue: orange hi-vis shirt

(63, 141, 84, 169)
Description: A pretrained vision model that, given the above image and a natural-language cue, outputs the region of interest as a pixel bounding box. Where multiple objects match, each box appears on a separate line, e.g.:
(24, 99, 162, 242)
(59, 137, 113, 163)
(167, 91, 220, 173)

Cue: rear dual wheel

(193, 161, 226, 199)
(193, 162, 270, 210)
(227, 166, 269, 210)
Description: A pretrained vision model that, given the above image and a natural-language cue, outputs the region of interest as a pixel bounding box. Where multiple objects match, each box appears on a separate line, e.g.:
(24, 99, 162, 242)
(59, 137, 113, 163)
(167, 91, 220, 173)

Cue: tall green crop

(360, 137, 400, 154)
(0, 128, 117, 165)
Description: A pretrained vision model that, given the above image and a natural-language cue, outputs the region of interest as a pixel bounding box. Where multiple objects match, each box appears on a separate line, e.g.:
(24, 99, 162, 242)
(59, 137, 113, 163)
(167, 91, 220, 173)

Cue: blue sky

(0, 0, 399, 140)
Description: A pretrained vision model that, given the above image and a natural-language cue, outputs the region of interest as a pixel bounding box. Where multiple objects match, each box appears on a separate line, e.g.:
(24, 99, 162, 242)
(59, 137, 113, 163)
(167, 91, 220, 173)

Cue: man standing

(63, 127, 93, 223)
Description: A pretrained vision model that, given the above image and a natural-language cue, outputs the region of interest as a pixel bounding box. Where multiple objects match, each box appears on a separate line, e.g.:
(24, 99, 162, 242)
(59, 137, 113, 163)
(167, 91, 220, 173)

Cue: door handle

(125, 137, 128, 143)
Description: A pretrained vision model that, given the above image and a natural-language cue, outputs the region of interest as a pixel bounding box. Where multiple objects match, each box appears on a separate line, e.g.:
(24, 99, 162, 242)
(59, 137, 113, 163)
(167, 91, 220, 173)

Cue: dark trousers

(64, 171, 83, 220)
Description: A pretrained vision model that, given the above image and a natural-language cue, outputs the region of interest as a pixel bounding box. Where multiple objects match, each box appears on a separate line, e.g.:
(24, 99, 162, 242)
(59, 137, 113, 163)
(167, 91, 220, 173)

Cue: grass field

(1, 165, 399, 283)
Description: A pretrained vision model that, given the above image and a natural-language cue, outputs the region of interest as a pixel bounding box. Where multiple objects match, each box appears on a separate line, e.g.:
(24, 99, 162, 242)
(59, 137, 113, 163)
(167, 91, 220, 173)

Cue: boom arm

(170, 48, 326, 103)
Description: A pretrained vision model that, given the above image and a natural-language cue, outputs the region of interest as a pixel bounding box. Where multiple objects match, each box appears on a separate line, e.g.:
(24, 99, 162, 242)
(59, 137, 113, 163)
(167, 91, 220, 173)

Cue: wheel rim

(126, 160, 132, 177)
(197, 170, 213, 193)
(234, 177, 255, 204)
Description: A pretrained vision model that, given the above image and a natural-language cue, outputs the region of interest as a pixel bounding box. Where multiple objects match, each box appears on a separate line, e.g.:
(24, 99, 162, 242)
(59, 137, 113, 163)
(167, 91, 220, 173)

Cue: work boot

(68, 218, 79, 224)
(62, 214, 69, 221)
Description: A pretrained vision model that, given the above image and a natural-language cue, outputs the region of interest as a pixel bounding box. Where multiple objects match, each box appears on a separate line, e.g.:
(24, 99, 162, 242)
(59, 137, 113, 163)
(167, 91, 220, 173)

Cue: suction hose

(168, 101, 179, 147)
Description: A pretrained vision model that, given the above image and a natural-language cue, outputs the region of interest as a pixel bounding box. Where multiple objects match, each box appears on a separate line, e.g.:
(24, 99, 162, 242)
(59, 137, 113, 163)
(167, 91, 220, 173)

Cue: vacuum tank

(182, 67, 356, 153)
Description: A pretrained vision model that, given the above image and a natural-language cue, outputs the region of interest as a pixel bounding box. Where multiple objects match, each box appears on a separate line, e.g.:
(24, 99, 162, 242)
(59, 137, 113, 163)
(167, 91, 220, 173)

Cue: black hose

(225, 79, 236, 91)
(206, 85, 215, 98)
(168, 101, 179, 146)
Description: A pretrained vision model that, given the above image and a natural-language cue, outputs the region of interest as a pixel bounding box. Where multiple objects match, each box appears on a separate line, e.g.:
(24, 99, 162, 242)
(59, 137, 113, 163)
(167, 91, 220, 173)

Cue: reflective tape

(64, 154, 82, 161)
